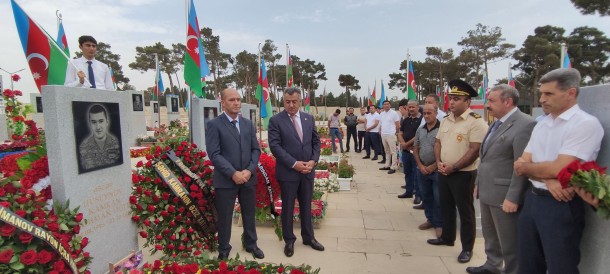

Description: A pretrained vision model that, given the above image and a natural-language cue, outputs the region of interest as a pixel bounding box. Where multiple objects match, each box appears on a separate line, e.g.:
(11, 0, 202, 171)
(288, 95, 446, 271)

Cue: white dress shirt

(224, 112, 240, 133)
(65, 56, 115, 91)
(379, 109, 400, 135)
(525, 105, 604, 189)
(365, 112, 380, 133)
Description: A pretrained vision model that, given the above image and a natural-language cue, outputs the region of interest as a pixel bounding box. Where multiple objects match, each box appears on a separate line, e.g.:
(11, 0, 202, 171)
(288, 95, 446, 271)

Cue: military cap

(448, 79, 478, 98)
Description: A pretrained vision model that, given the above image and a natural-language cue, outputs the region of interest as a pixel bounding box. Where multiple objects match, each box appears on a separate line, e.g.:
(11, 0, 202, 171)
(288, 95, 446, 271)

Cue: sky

(1, 0, 609, 103)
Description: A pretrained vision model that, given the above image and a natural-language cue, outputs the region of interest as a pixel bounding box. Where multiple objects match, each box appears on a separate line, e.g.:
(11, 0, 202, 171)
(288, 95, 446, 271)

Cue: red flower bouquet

(142, 255, 320, 274)
(130, 141, 218, 260)
(558, 160, 610, 218)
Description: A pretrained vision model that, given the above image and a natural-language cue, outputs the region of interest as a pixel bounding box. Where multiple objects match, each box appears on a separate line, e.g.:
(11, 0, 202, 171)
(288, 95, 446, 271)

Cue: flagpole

(406, 50, 410, 100)
(55, 10, 61, 31)
(560, 43, 566, 68)
(286, 43, 289, 88)
(155, 53, 162, 129)
(258, 43, 262, 142)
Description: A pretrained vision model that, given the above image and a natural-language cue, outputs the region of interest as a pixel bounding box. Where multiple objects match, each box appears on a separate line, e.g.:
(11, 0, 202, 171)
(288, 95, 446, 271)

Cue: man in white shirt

(356, 107, 367, 153)
(514, 68, 604, 274)
(379, 101, 400, 174)
(65, 35, 115, 91)
(363, 105, 381, 160)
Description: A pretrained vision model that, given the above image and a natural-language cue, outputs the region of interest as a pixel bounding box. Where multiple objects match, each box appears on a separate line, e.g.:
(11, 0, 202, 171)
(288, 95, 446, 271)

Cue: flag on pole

(11, 0, 68, 92)
(367, 86, 372, 106)
(370, 81, 377, 106)
(154, 63, 164, 99)
(378, 80, 386, 108)
(304, 91, 310, 112)
(443, 84, 450, 112)
(255, 56, 272, 130)
(407, 60, 417, 100)
(562, 48, 572, 68)
(184, 0, 210, 98)
(110, 67, 117, 90)
(56, 18, 69, 57)
(478, 71, 488, 102)
(508, 64, 515, 88)
(286, 45, 293, 87)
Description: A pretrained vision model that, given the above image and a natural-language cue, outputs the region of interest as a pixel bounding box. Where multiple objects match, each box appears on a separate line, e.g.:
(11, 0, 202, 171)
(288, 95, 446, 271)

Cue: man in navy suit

(205, 88, 263, 260)
(268, 87, 325, 257)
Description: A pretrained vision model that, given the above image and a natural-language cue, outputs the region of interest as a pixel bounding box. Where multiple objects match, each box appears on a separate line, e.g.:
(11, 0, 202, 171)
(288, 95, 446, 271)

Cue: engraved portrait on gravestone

(132, 94, 143, 111)
(73, 102, 123, 174)
(171, 97, 179, 113)
(204, 106, 217, 130)
(36, 96, 43, 113)
(153, 102, 159, 113)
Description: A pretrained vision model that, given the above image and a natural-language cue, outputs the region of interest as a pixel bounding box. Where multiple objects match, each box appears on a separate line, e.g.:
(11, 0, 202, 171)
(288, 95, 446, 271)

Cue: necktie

(291, 115, 303, 142)
(483, 121, 502, 153)
(231, 120, 239, 134)
(87, 61, 96, 88)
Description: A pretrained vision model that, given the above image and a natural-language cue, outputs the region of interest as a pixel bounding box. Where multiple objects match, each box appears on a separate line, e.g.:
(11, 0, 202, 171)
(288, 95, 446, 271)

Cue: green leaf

(59, 223, 69, 231)
(9, 261, 24, 271)
(598, 187, 606, 199)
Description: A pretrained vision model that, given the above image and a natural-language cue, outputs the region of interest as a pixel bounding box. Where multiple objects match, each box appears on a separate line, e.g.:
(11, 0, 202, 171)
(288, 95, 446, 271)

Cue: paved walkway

(222, 150, 486, 274)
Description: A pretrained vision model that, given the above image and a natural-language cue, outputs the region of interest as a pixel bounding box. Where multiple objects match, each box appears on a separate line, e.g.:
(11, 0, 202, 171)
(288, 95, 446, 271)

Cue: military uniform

(79, 134, 121, 170)
(428, 79, 488, 263)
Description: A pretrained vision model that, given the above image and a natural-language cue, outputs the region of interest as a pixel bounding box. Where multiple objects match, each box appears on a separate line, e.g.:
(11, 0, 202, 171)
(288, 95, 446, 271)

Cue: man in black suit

(268, 87, 324, 257)
(205, 88, 263, 260)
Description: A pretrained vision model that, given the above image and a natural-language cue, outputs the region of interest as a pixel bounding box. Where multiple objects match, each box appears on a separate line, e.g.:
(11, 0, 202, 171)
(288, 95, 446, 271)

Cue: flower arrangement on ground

(130, 141, 218, 260)
(558, 160, 610, 218)
(142, 254, 319, 274)
(274, 200, 327, 225)
(1, 80, 40, 152)
(314, 170, 339, 194)
(0, 148, 92, 273)
(337, 157, 355, 179)
(130, 147, 151, 158)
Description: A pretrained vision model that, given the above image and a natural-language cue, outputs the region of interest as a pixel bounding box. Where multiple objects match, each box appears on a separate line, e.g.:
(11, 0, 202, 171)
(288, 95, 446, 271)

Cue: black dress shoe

(397, 193, 413, 198)
(413, 196, 422, 205)
(458, 250, 473, 263)
(379, 167, 391, 170)
(362, 155, 370, 159)
(427, 238, 454, 246)
(371, 157, 378, 161)
(217, 251, 229, 260)
(304, 239, 325, 251)
(401, 185, 406, 189)
(245, 246, 265, 259)
(378, 160, 386, 164)
(466, 266, 497, 274)
(413, 204, 424, 209)
(387, 170, 396, 174)
(284, 243, 294, 257)
(346, 149, 350, 152)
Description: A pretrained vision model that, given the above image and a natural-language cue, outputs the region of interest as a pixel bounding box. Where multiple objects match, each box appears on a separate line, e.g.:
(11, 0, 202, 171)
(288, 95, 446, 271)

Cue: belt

(530, 186, 552, 197)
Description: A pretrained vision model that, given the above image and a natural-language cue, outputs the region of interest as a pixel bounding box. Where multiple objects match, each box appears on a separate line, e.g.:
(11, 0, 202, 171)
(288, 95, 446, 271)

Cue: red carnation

(0, 249, 14, 263)
(11, 74, 21, 82)
(20, 249, 37, 265)
(18, 231, 34, 244)
(37, 249, 53, 264)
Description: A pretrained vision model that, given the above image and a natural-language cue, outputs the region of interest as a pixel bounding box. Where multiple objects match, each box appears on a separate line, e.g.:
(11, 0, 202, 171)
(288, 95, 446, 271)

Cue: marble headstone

(0, 113, 8, 142)
(191, 98, 220, 149)
(126, 91, 146, 146)
(240, 103, 258, 131)
(166, 94, 180, 123)
(41, 86, 137, 274)
(149, 101, 160, 127)
(29, 93, 45, 129)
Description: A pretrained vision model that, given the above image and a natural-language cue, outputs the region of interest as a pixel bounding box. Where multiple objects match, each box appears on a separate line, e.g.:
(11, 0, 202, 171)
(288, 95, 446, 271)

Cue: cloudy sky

(1, 0, 608, 103)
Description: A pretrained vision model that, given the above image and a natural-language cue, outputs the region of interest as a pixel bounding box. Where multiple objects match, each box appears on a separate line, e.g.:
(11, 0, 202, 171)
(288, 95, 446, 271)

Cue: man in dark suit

(466, 85, 535, 274)
(268, 87, 325, 257)
(205, 88, 263, 260)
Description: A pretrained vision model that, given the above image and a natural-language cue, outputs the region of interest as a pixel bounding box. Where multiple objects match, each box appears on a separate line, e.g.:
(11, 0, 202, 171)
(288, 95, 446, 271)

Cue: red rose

(53, 260, 66, 271)
(14, 209, 27, 217)
(1, 224, 16, 236)
(19, 231, 34, 244)
(143, 219, 151, 226)
(32, 219, 46, 227)
(132, 215, 140, 222)
(581, 161, 607, 174)
(139, 231, 148, 238)
(147, 205, 156, 212)
(81, 237, 89, 248)
(73, 225, 80, 234)
(75, 213, 84, 222)
(129, 196, 138, 204)
(15, 196, 29, 204)
(136, 161, 143, 167)
(0, 249, 14, 263)
(31, 209, 46, 219)
(11, 74, 21, 82)
(37, 249, 53, 264)
(47, 222, 60, 232)
(155, 244, 162, 250)
(20, 249, 37, 265)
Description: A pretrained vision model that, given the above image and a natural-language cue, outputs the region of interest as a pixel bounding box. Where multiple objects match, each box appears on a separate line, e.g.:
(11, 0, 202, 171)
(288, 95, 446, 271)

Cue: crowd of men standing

(327, 68, 603, 274)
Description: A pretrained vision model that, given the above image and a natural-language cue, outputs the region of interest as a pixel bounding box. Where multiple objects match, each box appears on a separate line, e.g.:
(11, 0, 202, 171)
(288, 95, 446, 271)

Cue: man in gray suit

(466, 84, 535, 274)
(205, 88, 263, 260)
(268, 87, 324, 257)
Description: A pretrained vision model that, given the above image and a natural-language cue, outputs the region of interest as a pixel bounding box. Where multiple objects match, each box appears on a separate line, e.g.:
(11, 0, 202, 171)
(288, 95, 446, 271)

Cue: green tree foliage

(261, 40, 283, 108)
(231, 50, 258, 104)
(566, 26, 610, 84)
(201, 27, 232, 98)
(75, 42, 130, 90)
(458, 23, 515, 81)
(338, 74, 361, 107)
(129, 42, 176, 93)
(571, 0, 610, 16)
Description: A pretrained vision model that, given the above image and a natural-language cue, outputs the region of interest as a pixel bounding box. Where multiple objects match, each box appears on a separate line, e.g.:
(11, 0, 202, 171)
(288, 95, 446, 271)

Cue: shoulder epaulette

(469, 112, 482, 119)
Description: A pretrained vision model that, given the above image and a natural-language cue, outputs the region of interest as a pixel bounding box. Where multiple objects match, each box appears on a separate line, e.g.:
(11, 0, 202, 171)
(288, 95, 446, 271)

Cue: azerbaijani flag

(184, 0, 210, 98)
(478, 71, 488, 102)
(407, 60, 417, 100)
(443, 84, 450, 112)
(304, 91, 310, 112)
(562, 48, 572, 68)
(110, 67, 117, 90)
(11, 0, 68, 92)
(154, 63, 164, 99)
(367, 87, 371, 106)
(369, 81, 377, 106)
(56, 19, 69, 57)
(378, 80, 386, 108)
(255, 56, 272, 130)
(508, 67, 515, 88)
(287, 45, 293, 87)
